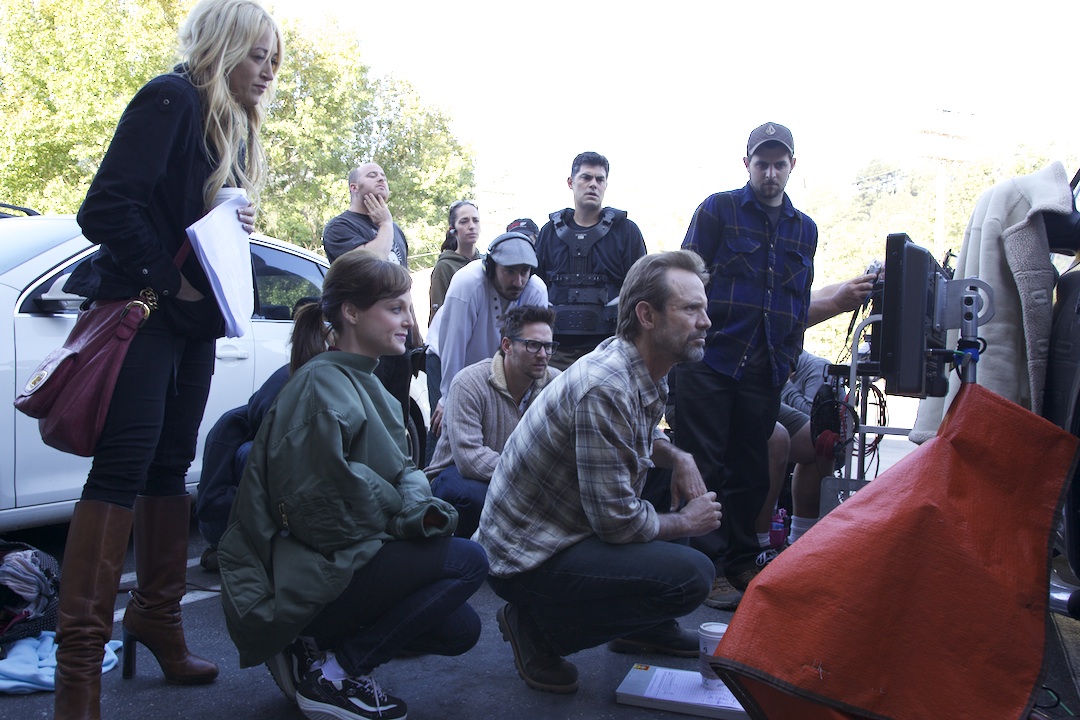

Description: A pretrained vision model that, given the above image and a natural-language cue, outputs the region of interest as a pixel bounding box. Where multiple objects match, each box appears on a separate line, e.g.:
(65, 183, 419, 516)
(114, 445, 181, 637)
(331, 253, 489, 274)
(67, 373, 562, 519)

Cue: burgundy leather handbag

(14, 289, 157, 456)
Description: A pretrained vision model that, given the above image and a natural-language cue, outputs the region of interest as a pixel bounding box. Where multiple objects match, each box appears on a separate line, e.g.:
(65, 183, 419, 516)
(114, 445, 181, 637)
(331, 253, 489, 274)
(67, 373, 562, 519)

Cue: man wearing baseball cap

(426, 232, 549, 439)
(506, 218, 540, 243)
(673, 122, 818, 610)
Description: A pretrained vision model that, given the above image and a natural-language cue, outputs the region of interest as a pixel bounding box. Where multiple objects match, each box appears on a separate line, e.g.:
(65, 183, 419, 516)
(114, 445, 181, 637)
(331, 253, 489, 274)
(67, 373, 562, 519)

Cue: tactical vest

(547, 207, 627, 336)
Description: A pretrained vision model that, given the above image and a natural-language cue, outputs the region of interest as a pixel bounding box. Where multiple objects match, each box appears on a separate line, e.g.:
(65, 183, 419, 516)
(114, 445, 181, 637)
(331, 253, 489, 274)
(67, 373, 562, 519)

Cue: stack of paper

(185, 195, 254, 338)
(616, 664, 748, 719)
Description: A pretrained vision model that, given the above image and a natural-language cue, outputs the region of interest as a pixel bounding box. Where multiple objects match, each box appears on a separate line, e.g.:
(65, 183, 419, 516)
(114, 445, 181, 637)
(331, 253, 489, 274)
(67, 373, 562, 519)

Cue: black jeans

(305, 537, 487, 676)
(673, 361, 780, 576)
(83, 309, 215, 508)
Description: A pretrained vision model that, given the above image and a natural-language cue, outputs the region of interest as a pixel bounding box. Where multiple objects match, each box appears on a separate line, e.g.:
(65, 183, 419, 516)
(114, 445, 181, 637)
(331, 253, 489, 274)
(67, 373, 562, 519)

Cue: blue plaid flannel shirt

(682, 183, 818, 387)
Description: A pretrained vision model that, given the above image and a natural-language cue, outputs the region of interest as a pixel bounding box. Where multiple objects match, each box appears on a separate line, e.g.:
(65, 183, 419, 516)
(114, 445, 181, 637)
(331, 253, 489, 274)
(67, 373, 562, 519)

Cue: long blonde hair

(178, 0, 283, 209)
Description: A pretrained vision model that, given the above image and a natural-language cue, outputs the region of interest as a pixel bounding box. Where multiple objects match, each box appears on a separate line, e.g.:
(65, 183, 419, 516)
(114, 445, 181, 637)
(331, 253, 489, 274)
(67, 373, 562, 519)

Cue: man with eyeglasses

(476, 251, 721, 695)
(534, 151, 647, 370)
(425, 306, 560, 539)
(425, 232, 549, 441)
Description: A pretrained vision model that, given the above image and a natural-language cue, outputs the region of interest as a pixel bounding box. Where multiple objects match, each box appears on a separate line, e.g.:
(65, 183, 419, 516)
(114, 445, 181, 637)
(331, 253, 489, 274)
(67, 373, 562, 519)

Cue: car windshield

(0, 216, 85, 274)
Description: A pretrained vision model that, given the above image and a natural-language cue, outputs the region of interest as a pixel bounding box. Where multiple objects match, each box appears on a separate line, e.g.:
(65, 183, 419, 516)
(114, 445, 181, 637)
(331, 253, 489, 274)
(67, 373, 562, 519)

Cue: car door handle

(216, 348, 250, 360)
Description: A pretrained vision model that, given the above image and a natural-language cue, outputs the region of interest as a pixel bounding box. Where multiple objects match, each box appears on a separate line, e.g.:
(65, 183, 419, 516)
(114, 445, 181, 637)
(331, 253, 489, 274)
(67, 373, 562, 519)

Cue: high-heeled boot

(121, 494, 218, 684)
(55, 500, 133, 720)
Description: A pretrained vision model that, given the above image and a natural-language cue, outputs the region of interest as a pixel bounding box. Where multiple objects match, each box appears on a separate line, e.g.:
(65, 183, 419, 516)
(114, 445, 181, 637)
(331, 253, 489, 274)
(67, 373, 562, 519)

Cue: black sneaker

(296, 669, 407, 720)
(266, 636, 325, 704)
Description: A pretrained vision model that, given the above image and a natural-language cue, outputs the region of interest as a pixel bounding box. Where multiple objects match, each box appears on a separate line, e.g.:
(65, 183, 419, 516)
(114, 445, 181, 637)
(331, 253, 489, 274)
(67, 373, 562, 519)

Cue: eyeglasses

(511, 337, 559, 355)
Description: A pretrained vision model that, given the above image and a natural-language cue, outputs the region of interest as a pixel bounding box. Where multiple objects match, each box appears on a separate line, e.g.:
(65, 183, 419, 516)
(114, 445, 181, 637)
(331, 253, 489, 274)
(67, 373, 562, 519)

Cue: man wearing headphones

(534, 151, 647, 369)
(426, 232, 549, 438)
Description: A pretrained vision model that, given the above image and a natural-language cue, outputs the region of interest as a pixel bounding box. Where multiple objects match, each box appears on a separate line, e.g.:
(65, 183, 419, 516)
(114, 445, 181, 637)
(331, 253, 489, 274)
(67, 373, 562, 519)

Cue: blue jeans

(84, 310, 215, 507)
(430, 465, 487, 539)
(487, 537, 713, 656)
(305, 537, 488, 676)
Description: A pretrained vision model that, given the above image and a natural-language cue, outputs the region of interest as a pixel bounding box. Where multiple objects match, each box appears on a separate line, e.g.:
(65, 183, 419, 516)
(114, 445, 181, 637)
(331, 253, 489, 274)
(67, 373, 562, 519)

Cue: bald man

(323, 162, 409, 266)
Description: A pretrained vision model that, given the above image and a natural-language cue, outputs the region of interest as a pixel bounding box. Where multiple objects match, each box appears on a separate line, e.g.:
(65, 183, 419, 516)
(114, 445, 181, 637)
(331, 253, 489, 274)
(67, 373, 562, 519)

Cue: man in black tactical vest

(534, 152, 647, 370)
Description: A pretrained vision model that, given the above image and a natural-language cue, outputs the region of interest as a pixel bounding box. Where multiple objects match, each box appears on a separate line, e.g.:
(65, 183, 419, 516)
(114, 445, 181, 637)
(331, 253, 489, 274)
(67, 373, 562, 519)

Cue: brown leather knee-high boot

(55, 500, 133, 720)
(121, 494, 218, 684)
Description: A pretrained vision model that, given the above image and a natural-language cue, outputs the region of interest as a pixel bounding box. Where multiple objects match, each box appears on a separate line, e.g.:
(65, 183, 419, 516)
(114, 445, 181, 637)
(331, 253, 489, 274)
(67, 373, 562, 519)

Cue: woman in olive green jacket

(219, 250, 487, 720)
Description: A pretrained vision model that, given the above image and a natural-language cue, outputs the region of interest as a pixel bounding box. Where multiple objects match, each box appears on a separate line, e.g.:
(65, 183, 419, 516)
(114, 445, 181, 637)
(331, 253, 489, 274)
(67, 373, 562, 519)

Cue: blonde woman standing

(55, 1, 283, 717)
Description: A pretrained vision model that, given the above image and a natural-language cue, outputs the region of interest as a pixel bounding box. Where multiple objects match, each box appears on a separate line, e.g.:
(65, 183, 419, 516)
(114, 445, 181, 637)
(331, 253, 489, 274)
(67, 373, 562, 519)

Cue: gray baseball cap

(747, 122, 794, 157)
(487, 232, 537, 268)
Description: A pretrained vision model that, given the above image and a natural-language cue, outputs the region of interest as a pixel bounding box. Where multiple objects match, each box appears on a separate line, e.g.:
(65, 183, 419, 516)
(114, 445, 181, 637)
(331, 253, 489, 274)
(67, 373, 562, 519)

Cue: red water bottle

(769, 508, 787, 549)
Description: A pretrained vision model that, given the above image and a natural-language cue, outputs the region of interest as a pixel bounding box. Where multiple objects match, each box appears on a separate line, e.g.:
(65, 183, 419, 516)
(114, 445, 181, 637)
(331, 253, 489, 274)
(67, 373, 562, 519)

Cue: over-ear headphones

(482, 231, 533, 273)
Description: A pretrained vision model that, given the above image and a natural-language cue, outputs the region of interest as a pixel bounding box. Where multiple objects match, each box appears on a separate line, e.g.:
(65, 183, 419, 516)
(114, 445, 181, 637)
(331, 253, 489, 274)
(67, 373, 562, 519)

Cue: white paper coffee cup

(212, 187, 247, 209)
(698, 621, 728, 689)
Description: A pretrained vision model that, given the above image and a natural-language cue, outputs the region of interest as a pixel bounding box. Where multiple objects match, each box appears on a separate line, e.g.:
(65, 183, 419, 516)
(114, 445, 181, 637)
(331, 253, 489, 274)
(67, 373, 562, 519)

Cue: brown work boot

(703, 575, 743, 610)
(496, 603, 578, 694)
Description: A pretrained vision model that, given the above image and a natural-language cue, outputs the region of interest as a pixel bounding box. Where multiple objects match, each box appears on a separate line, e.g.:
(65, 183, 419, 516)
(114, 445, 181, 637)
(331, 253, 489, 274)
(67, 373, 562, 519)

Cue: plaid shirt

(683, 183, 817, 386)
(475, 337, 665, 577)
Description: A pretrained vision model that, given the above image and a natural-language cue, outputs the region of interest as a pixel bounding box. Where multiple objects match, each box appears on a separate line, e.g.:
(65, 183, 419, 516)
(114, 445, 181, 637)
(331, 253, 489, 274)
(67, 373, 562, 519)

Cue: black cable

(837, 300, 874, 366)
(847, 381, 887, 475)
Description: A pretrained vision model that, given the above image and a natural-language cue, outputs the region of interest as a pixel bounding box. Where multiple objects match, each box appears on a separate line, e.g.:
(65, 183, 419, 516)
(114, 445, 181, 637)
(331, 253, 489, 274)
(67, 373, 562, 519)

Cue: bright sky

(270, 0, 1080, 252)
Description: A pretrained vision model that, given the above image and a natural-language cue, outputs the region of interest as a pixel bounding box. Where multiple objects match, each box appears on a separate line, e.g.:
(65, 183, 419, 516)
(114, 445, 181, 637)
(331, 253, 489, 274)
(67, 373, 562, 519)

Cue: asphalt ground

(2, 433, 1080, 719)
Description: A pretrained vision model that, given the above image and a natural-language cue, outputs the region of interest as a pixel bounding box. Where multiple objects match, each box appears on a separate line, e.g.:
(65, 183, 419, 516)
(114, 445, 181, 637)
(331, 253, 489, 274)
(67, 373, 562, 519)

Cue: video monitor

(877, 233, 951, 398)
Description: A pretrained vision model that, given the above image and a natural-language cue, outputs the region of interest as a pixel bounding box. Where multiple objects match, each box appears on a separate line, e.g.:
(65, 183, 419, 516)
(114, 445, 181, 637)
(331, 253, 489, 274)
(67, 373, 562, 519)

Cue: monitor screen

(877, 233, 950, 398)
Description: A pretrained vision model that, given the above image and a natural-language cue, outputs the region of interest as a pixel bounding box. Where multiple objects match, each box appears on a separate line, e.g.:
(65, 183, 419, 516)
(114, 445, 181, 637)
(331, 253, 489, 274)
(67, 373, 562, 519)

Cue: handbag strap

(173, 237, 192, 268)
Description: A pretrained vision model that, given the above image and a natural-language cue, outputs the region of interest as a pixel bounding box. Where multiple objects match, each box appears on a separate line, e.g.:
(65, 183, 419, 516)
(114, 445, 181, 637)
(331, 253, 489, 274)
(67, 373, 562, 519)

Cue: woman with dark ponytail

(219, 249, 488, 720)
(428, 199, 480, 324)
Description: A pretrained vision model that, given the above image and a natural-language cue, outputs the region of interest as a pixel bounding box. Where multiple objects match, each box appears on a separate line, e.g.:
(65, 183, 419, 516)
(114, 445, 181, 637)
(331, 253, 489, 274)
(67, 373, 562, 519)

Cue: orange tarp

(711, 384, 1079, 720)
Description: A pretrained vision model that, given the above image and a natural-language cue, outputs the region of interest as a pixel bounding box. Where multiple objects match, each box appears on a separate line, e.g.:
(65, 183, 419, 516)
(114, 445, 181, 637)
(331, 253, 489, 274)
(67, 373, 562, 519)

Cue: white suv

(2, 214, 428, 532)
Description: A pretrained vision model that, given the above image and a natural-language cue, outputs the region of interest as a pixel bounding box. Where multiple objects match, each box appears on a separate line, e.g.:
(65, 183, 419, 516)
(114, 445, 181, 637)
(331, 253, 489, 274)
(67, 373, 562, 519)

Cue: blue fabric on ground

(0, 632, 121, 694)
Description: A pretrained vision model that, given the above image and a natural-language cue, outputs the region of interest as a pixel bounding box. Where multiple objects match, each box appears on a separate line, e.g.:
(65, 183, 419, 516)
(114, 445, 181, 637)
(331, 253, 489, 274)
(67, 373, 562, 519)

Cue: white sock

(787, 515, 818, 544)
(319, 654, 347, 682)
(757, 532, 771, 549)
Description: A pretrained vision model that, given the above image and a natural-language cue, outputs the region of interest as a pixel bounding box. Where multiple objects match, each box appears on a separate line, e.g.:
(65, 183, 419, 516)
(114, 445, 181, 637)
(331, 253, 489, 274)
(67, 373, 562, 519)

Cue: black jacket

(68, 71, 223, 337)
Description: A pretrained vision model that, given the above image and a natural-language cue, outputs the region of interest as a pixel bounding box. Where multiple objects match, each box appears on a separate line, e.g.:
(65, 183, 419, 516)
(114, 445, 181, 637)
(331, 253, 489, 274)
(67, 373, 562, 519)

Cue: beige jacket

(911, 161, 1073, 442)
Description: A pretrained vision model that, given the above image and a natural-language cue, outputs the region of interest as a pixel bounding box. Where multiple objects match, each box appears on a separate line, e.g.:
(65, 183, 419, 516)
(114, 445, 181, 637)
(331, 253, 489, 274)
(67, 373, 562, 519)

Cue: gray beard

(681, 344, 705, 364)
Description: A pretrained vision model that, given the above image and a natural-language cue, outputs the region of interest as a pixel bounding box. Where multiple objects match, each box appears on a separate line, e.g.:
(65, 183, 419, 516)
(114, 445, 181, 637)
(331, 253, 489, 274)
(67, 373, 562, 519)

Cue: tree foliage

(0, 0, 184, 210)
(262, 24, 474, 262)
(804, 146, 1076, 362)
(0, 0, 474, 265)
